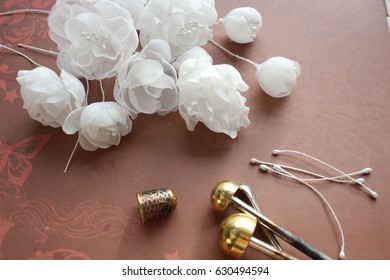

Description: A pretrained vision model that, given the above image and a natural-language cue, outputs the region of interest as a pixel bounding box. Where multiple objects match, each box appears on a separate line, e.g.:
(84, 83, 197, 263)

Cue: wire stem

(64, 140, 79, 174)
(0, 43, 44, 67)
(99, 80, 105, 102)
(209, 39, 258, 68)
(18, 43, 58, 56)
(0, 9, 49, 16)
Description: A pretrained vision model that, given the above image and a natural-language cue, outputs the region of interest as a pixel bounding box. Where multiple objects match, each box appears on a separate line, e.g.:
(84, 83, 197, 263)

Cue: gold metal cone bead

(210, 180, 240, 213)
(218, 213, 257, 259)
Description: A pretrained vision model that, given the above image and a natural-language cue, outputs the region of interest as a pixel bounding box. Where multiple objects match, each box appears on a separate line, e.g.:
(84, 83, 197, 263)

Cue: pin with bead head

(219, 213, 297, 260)
(211, 180, 332, 260)
(210, 180, 282, 251)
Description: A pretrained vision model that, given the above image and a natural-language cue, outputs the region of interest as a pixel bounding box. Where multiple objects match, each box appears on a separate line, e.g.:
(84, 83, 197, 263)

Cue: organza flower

(17, 67, 85, 128)
(138, 0, 218, 58)
(221, 7, 262, 44)
(177, 57, 250, 138)
(114, 39, 178, 118)
(256, 57, 301, 98)
(48, 0, 139, 80)
(62, 101, 132, 151)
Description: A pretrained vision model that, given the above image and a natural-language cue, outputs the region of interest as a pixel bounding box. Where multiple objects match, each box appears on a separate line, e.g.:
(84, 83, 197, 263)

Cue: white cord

(99, 80, 105, 102)
(64, 140, 79, 174)
(272, 150, 378, 199)
(0, 9, 49, 16)
(208, 39, 258, 68)
(0, 44, 44, 67)
(251, 158, 370, 184)
(64, 78, 89, 174)
(18, 43, 59, 56)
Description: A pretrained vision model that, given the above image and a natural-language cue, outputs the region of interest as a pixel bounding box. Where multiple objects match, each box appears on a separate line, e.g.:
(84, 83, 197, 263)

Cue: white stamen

(178, 19, 205, 37)
(273, 149, 378, 199)
(82, 31, 110, 48)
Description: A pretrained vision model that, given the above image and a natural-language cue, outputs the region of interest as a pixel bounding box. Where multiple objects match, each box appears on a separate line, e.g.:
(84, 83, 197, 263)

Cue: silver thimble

(136, 188, 177, 222)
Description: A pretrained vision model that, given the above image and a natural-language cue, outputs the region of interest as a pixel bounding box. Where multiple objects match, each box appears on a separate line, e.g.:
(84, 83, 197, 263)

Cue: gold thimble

(136, 188, 177, 222)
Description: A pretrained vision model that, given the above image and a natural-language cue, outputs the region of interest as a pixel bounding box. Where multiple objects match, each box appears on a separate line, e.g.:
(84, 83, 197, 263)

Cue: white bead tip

(355, 178, 365, 184)
(250, 158, 260, 165)
(272, 149, 280, 155)
(339, 251, 345, 260)
(370, 191, 378, 199)
(362, 167, 372, 174)
(259, 164, 270, 172)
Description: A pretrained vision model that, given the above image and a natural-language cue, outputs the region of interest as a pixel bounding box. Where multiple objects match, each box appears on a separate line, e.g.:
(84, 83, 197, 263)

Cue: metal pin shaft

(230, 196, 332, 260)
(249, 236, 298, 260)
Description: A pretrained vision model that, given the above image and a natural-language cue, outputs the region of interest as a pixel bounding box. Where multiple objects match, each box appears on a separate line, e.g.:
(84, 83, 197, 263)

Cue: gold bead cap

(210, 180, 240, 213)
(218, 213, 257, 259)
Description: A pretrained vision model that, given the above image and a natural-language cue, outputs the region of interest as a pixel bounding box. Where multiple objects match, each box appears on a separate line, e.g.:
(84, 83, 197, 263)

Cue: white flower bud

(256, 57, 301, 98)
(17, 67, 85, 128)
(221, 7, 262, 44)
(62, 102, 132, 151)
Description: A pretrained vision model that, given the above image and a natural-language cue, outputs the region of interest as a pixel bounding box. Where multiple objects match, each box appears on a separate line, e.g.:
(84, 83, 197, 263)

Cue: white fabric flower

(62, 101, 132, 151)
(48, 0, 139, 80)
(256, 56, 301, 98)
(221, 7, 262, 44)
(114, 39, 178, 118)
(17, 67, 85, 128)
(138, 0, 218, 58)
(177, 57, 250, 138)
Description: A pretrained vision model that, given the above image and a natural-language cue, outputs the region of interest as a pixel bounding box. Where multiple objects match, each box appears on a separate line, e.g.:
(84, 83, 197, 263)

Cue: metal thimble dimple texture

(136, 188, 177, 222)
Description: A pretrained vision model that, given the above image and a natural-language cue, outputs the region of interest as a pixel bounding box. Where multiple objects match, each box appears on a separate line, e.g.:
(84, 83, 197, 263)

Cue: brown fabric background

(0, 0, 389, 260)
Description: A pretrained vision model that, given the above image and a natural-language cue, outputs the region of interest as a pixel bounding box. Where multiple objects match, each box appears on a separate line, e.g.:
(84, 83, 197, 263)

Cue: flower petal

(78, 132, 99, 151)
(172, 46, 212, 71)
(129, 59, 164, 88)
(62, 107, 85, 134)
(60, 69, 86, 107)
(141, 39, 172, 62)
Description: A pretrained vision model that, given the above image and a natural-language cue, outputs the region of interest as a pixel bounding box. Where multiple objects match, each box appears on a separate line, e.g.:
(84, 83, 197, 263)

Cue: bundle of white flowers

(14, 0, 301, 152)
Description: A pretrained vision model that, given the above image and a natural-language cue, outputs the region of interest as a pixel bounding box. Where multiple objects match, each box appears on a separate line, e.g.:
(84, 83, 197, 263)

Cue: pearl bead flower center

(249, 24, 258, 40)
(81, 31, 111, 49)
(178, 20, 204, 38)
